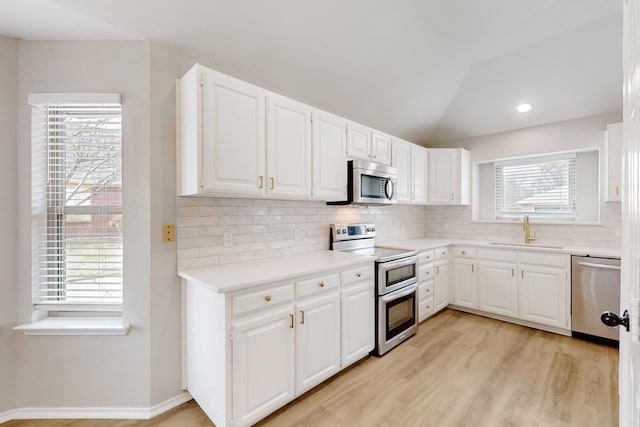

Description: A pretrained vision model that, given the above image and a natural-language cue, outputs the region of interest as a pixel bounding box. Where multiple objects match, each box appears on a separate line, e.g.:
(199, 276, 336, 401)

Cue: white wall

(0, 35, 18, 415)
(177, 198, 427, 270)
(15, 41, 153, 408)
(148, 42, 196, 405)
(426, 113, 622, 248)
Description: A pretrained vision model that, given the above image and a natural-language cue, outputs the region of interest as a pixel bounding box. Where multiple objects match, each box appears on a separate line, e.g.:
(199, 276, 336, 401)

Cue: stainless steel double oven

(330, 224, 418, 355)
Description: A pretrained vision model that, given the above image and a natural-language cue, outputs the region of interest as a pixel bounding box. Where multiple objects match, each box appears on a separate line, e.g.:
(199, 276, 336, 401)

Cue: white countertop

(179, 250, 375, 293)
(377, 238, 621, 258)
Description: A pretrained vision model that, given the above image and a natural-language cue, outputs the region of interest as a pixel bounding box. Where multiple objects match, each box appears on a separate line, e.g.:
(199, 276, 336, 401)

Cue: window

(495, 153, 577, 221)
(30, 94, 123, 313)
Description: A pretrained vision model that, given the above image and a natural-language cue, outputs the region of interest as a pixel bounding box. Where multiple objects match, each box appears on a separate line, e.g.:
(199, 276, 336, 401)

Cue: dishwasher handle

(578, 261, 621, 271)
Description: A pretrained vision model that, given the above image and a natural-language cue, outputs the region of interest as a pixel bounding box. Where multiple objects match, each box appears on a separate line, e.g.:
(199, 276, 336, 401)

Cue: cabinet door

(452, 258, 476, 308)
(428, 149, 456, 204)
(477, 261, 517, 317)
(434, 260, 450, 312)
(266, 96, 312, 199)
(346, 122, 372, 161)
(202, 68, 266, 196)
(604, 122, 622, 202)
(371, 131, 392, 165)
(392, 139, 412, 203)
(296, 292, 341, 395)
(518, 265, 568, 328)
(232, 307, 295, 426)
(341, 282, 375, 368)
(411, 145, 428, 204)
(312, 110, 347, 200)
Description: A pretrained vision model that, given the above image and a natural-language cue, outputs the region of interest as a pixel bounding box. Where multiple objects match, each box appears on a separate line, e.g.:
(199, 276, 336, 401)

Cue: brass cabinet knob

(265, 295, 271, 302)
(319, 282, 325, 287)
(356, 272, 362, 277)
(462, 250, 466, 255)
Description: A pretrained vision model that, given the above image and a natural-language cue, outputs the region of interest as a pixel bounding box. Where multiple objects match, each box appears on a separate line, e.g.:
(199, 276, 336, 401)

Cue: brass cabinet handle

(427, 288, 431, 293)
(461, 251, 466, 255)
(616, 186, 620, 196)
(319, 282, 325, 287)
(471, 264, 475, 272)
(512, 268, 515, 277)
(289, 314, 294, 328)
(270, 177, 275, 189)
(300, 310, 305, 324)
(258, 176, 264, 188)
(264, 295, 271, 302)
(521, 269, 524, 279)
(356, 273, 362, 277)
(436, 266, 440, 274)
(441, 251, 446, 255)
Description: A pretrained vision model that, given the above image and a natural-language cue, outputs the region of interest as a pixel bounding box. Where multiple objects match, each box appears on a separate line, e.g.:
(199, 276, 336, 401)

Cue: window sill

(470, 219, 603, 226)
(13, 317, 130, 336)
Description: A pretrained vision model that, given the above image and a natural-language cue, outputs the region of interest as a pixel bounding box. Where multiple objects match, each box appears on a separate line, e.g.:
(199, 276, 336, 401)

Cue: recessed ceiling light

(517, 103, 532, 113)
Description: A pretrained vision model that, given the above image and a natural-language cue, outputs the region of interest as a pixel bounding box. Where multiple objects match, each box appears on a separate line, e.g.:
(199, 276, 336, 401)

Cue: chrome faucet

(523, 215, 536, 244)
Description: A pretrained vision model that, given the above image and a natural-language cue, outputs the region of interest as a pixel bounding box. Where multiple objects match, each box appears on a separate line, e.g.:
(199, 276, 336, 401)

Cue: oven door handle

(379, 256, 418, 272)
(381, 283, 417, 303)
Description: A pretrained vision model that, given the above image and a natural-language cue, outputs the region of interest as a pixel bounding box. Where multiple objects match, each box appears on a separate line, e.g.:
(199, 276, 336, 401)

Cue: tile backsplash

(424, 204, 622, 249)
(177, 197, 427, 270)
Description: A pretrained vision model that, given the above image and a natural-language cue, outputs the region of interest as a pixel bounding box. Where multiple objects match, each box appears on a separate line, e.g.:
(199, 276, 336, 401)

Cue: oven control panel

(330, 223, 376, 241)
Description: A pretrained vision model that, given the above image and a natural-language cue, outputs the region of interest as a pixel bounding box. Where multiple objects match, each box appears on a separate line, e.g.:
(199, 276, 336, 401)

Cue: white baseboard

(0, 391, 192, 422)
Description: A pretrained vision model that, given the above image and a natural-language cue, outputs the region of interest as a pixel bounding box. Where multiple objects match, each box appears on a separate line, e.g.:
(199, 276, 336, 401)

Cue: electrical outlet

(294, 229, 301, 241)
(163, 224, 175, 242)
(443, 223, 449, 231)
(223, 231, 233, 247)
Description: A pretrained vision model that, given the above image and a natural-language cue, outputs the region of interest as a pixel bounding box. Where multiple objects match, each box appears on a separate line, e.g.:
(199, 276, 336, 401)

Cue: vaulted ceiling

(0, 0, 622, 144)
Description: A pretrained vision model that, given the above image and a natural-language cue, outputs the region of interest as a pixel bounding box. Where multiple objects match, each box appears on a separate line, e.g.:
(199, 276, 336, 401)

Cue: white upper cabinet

(346, 122, 392, 165)
(266, 95, 312, 199)
(427, 148, 470, 205)
(392, 139, 412, 203)
(371, 131, 393, 165)
(392, 139, 428, 205)
(604, 122, 622, 202)
(411, 145, 428, 204)
(311, 110, 347, 200)
(198, 66, 267, 197)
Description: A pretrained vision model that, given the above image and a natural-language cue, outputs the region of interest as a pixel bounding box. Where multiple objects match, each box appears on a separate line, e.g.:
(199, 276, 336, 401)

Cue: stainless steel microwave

(327, 160, 397, 205)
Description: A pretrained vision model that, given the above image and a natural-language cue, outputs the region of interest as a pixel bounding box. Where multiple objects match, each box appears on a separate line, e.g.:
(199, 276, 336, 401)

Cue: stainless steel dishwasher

(571, 255, 621, 342)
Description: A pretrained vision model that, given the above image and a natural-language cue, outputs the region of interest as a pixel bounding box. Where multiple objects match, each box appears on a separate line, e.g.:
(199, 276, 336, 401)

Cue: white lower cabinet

(183, 261, 374, 427)
(452, 258, 477, 308)
(451, 247, 570, 332)
(232, 306, 295, 426)
(417, 248, 450, 321)
(341, 281, 375, 367)
(477, 260, 517, 317)
(433, 258, 450, 312)
(295, 291, 341, 395)
(518, 264, 568, 328)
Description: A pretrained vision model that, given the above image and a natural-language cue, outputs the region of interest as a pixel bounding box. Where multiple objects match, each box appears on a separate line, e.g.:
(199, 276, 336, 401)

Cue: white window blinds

(33, 101, 123, 311)
(495, 154, 576, 220)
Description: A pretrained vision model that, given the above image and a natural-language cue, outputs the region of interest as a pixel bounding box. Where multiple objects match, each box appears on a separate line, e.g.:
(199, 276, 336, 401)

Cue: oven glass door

(378, 256, 418, 294)
(385, 288, 417, 341)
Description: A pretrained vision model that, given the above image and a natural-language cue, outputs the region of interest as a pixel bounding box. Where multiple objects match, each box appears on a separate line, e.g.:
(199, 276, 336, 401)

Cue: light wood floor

(4, 309, 618, 427)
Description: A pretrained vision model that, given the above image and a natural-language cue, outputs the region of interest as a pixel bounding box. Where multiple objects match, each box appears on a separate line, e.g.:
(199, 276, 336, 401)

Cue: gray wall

(0, 34, 18, 415)
(15, 40, 153, 408)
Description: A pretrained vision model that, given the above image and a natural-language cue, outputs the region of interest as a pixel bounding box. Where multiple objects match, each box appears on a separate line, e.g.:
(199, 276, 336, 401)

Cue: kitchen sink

(488, 242, 564, 250)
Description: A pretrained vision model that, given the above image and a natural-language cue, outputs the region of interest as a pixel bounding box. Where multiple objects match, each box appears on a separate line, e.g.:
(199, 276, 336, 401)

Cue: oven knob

(342, 228, 347, 234)
(372, 227, 376, 232)
(336, 229, 341, 234)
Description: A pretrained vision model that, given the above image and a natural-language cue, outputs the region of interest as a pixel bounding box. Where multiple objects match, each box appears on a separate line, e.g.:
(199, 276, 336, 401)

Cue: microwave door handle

(385, 178, 393, 200)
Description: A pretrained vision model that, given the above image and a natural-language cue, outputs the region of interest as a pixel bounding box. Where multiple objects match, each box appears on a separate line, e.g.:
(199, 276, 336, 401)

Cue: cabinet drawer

(519, 252, 568, 268)
(419, 250, 435, 264)
(434, 247, 449, 259)
(341, 265, 373, 286)
(233, 283, 294, 317)
(419, 265, 435, 282)
(452, 246, 476, 258)
(419, 296, 435, 320)
(297, 273, 340, 298)
(419, 279, 434, 301)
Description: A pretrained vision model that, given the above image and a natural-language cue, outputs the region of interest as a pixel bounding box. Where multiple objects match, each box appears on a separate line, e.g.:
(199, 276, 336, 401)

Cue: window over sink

(474, 149, 600, 223)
